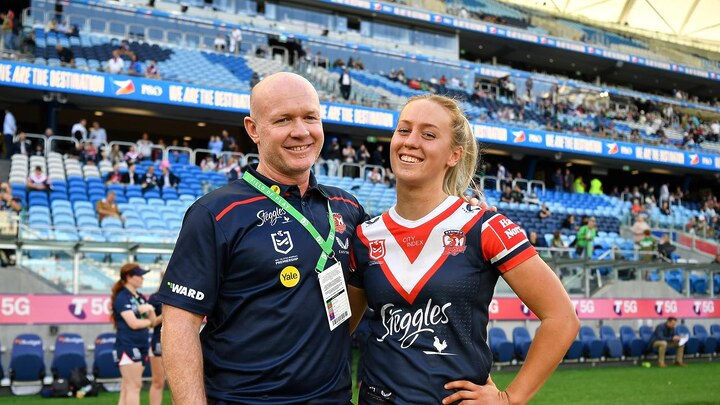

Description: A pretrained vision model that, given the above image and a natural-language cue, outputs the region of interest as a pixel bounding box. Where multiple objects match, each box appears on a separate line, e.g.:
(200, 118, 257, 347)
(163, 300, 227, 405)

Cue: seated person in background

(511, 185, 525, 203)
(200, 156, 217, 172)
(12, 132, 32, 156)
(538, 203, 552, 220)
(221, 156, 242, 181)
(650, 317, 685, 368)
(80, 142, 100, 165)
(124, 145, 141, 164)
(500, 185, 513, 203)
(105, 163, 123, 185)
(122, 163, 140, 186)
(56, 44, 75, 67)
(660, 201, 672, 216)
(528, 231, 547, 248)
(158, 166, 180, 190)
(26, 166, 52, 191)
(106, 50, 124, 74)
(145, 60, 161, 79)
(128, 54, 143, 76)
(96, 191, 124, 223)
(631, 215, 651, 243)
(0, 182, 22, 214)
(141, 166, 158, 193)
(368, 167, 382, 184)
(561, 214, 576, 231)
(657, 234, 675, 260)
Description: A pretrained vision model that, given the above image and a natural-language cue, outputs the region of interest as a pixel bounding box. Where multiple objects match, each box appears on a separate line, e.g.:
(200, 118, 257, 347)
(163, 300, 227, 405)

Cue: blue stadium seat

(512, 327, 532, 360)
(9, 334, 45, 382)
(50, 333, 87, 379)
(692, 324, 718, 354)
(564, 340, 583, 361)
(619, 326, 646, 358)
(710, 324, 720, 339)
(579, 326, 604, 359)
(675, 325, 700, 356)
(92, 333, 120, 381)
(599, 326, 623, 359)
(488, 328, 514, 363)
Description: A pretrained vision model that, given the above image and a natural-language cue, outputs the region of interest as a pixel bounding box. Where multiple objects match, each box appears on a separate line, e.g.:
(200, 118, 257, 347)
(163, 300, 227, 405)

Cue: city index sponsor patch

(486, 215, 525, 251)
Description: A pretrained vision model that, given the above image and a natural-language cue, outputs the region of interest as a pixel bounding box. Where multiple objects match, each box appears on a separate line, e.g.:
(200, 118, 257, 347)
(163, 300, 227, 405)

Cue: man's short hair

(667, 316, 677, 322)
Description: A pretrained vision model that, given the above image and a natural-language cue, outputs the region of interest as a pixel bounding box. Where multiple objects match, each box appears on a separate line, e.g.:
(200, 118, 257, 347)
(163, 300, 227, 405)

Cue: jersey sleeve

(113, 290, 133, 315)
(480, 212, 537, 273)
(157, 203, 226, 316)
(348, 226, 369, 289)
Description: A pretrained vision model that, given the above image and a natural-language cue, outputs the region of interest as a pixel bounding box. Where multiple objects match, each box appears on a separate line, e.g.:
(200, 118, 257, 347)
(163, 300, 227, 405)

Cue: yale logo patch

(280, 266, 300, 287)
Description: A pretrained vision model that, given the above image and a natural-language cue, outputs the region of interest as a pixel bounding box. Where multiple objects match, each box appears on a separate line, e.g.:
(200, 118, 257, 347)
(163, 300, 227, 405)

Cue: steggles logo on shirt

(378, 299, 453, 352)
(256, 207, 291, 227)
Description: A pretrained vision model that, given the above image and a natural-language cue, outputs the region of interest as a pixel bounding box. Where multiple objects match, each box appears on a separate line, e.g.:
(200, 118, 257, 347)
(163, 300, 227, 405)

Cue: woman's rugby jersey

(350, 196, 536, 403)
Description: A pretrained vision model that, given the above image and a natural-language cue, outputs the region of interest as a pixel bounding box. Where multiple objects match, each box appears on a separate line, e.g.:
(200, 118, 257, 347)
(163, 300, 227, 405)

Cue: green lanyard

(243, 171, 336, 272)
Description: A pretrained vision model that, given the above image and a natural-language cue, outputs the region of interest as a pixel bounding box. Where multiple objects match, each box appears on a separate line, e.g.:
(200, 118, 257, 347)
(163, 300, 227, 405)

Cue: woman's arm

(120, 310, 153, 330)
(348, 285, 367, 335)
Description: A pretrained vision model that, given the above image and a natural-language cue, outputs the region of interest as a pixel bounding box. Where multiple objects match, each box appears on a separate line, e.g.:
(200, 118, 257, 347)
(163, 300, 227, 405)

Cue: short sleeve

(157, 203, 227, 316)
(113, 291, 132, 315)
(480, 213, 536, 273)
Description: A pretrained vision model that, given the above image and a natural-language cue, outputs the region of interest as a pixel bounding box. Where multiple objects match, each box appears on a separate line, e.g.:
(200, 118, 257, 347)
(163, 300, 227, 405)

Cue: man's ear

(244, 116, 260, 145)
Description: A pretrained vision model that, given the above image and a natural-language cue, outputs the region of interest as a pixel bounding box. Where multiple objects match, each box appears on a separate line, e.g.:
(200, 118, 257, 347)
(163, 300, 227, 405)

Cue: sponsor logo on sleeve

(167, 282, 205, 300)
(487, 215, 526, 251)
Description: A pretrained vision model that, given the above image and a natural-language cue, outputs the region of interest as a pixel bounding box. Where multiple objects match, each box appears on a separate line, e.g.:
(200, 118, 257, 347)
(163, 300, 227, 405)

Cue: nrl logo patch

(368, 239, 386, 260)
(271, 230, 294, 254)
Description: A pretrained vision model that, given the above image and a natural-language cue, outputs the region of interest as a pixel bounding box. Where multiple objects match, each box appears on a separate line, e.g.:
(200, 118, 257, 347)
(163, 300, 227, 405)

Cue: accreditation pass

(318, 261, 351, 331)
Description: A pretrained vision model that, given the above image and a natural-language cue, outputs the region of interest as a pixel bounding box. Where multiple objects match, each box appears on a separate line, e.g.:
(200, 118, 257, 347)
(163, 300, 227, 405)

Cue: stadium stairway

(0, 266, 67, 294)
(0, 159, 10, 183)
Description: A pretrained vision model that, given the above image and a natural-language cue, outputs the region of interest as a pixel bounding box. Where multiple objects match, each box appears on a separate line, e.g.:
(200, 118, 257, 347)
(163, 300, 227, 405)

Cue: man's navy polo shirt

(157, 166, 367, 404)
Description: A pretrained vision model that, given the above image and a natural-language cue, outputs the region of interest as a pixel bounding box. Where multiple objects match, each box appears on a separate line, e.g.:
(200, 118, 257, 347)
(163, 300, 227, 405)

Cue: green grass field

(1, 361, 718, 404)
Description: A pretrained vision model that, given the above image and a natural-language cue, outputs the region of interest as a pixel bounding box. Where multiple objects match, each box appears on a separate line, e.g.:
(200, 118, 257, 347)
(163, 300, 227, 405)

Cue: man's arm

(162, 304, 207, 405)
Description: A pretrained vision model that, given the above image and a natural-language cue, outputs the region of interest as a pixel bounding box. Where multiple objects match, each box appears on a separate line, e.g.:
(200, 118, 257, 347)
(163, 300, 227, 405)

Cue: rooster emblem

(433, 336, 447, 353)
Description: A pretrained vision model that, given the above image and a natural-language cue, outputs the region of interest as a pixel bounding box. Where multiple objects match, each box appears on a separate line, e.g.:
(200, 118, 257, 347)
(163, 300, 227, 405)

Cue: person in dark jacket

(650, 317, 686, 368)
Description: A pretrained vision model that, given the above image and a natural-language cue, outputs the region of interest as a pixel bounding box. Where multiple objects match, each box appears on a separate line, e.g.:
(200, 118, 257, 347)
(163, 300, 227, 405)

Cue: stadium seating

(50, 333, 88, 379)
(512, 326, 532, 361)
(488, 327, 514, 363)
(710, 324, 720, 339)
(599, 326, 624, 360)
(675, 325, 700, 357)
(92, 333, 120, 381)
(579, 326, 604, 359)
(8, 334, 46, 383)
(619, 326, 647, 358)
(564, 339, 583, 361)
(692, 325, 718, 355)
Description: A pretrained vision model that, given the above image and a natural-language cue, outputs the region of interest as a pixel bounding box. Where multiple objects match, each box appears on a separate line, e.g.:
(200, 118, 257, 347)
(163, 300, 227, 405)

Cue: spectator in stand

(551, 168, 563, 192)
(528, 231, 548, 248)
(342, 141, 356, 176)
(67, 24, 79, 37)
(56, 44, 74, 67)
(32, 143, 44, 157)
(200, 156, 217, 172)
(137, 132, 153, 161)
(575, 217, 597, 258)
(108, 144, 123, 164)
(500, 185, 513, 203)
(71, 118, 88, 143)
(158, 165, 180, 190)
(631, 215, 651, 243)
(650, 317, 685, 368)
(2, 10, 15, 50)
(369, 145, 385, 167)
(80, 142, 100, 165)
(89, 121, 107, 149)
(638, 229, 656, 263)
(97, 191, 124, 223)
(221, 130, 238, 153)
(44, 18, 58, 33)
(355, 144, 370, 166)
(249, 72, 261, 89)
(125, 145, 141, 164)
(551, 230, 566, 251)
(660, 201, 672, 216)
(213, 34, 226, 52)
(588, 177, 602, 195)
(221, 156, 241, 181)
(141, 165, 158, 194)
(106, 49, 125, 74)
(657, 234, 675, 260)
(208, 135, 223, 158)
(538, 203, 551, 220)
(713, 254, 720, 265)
(3, 106, 16, 158)
(145, 60, 161, 79)
(368, 167, 382, 184)
(511, 184, 524, 203)
(128, 54, 143, 76)
(564, 168, 574, 193)
(573, 176, 586, 193)
(496, 162, 508, 188)
(12, 132, 31, 156)
(659, 183, 670, 203)
(323, 137, 342, 177)
(229, 27, 242, 54)
(153, 139, 165, 161)
(122, 163, 140, 186)
(106, 163, 123, 185)
(339, 67, 352, 100)
(384, 167, 396, 188)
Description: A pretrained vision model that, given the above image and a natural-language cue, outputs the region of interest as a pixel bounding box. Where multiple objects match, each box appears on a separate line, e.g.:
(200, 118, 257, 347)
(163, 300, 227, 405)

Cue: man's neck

(255, 164, 311, 195)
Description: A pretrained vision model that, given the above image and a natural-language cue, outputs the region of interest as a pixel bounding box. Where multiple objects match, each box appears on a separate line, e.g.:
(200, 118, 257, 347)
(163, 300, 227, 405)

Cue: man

(56, 43, 74, 67)
(651, 317, 686, 368)
(230, 26, 242, 54)
(575, 216, 597, 258)
(71, 118, 88, 143)
(136, 132, 153, 160)
(141, 165, 158, 193)
(157, 72, 368, 404)
(12, 131, 31, 155)
(122, 163, 140, 186)
(339, 67, 351, 100)
(631, 215, 651, 243)
(89, 121, 107, 149)
(106, 49, 124, 74)
(96, 190, 123, 223)
(158, 165, 179, 190)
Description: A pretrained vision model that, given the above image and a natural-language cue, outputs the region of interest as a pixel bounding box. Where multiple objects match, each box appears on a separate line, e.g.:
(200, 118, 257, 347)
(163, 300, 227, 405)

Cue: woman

(148, 283, 166, 405)
(110, 263, 156, 405)
(349, 95, 579, 404)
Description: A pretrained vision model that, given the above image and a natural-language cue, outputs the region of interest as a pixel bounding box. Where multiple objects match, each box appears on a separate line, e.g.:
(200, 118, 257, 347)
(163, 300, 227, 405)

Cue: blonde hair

(401, 94, 480, 198)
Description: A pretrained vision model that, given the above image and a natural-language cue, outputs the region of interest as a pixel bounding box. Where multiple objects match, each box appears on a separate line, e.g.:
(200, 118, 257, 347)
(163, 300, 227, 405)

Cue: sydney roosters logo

(369, 239, 386, 260)
(442, 230, 466, 256)
(333, 213, 346, 233)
